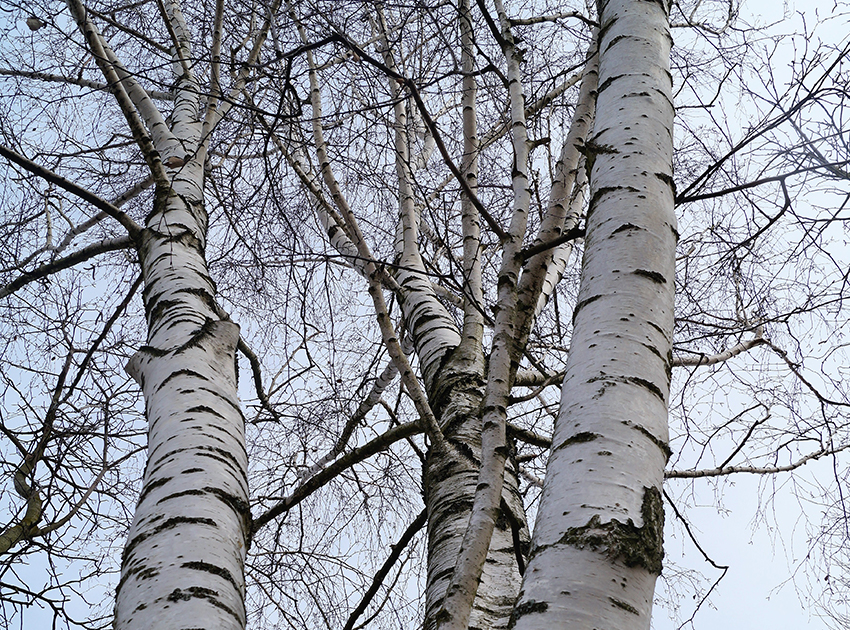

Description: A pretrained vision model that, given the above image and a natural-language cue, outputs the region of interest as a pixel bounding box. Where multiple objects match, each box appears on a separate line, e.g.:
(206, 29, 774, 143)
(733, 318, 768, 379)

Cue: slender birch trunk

(511, 0, 676, 628)
(421, 2, 531, 626)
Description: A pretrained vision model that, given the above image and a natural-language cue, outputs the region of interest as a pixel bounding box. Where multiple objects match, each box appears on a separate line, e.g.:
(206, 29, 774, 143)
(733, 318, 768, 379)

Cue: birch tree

(1, 1, 850, 629)
(511, 0, 674, 626)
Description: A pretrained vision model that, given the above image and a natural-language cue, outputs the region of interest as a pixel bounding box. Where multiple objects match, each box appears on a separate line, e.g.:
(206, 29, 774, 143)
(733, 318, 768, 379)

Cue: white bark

(512, 1, 676, 628)
(518, 30, 598, 327)
(115, 158, 250, 630)
(120, 320, 248, 629)
(288, 7, 447, 450)
(418, 6, 530, 627)
(372, 7, 463, 395)
(62, 1, 279, 626)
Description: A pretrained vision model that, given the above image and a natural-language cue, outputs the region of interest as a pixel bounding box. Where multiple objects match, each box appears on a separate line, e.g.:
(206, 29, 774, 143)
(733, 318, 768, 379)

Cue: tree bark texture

(423, 355, 529, 630)
(67, 0, 257, 622)
(511, 1, 676, 628)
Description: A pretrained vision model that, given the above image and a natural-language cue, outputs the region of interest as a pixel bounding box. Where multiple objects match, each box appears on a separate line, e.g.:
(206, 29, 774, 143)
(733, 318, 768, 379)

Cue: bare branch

(0, 144, 141, 239)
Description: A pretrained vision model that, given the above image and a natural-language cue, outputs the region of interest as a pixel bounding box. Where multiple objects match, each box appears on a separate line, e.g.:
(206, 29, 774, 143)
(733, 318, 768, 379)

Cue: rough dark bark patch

(554, 486, 664, 575)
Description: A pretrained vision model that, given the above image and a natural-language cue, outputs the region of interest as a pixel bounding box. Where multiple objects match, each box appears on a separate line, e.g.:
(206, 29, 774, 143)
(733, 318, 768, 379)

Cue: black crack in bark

(611, 222, 643, 235)
(553, 431, 600, 453)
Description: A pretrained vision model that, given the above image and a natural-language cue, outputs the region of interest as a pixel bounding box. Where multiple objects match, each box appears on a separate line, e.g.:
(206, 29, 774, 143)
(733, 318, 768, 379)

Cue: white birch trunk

(423, 374, 529, 630)
(511, 1, 676, 628)
(63, 0, 255, 624)
(116, 160, 250, 629)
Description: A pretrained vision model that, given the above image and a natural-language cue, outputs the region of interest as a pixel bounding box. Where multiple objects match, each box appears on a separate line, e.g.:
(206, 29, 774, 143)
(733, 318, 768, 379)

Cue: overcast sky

(654, 2, 849, 628)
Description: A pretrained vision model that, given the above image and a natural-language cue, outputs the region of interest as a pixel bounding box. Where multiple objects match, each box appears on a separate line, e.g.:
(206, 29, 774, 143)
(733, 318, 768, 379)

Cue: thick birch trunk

(116, 167, 250, 629)
(63, 0, 269, 626)
(511, 1, 676, 628)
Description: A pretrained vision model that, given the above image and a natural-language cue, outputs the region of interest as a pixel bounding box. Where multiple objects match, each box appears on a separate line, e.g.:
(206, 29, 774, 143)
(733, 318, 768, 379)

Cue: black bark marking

(175, 286, 218, 313)
(146, 298, 181, 324)
(654, 171, 676, 196)
(627, 421, 673, 461)
(609, 597, 640, 615)
(181, 560, 240, 593)
(186, 404, 226, 419)
(137, 476, 172, 505)
(626, 375, 665, 401)
(597, 73, 626, 94)
(586, 375, 665, 402)
(157, 488, 205, 503)
(647, 320, 667, 338)
(165, 586, 241, 622)
(119, 516, 218, 584)
(605, 34, 630, 52)
(641, 342, 664, 361)
(135, 344, 170, 358)
(197, 387, 242, 413)
(158, 368, 209, 391)
(588, 186, 640, 220)
(175, 317, 218, 354)
(508, 600, 548, 629)
(553, 431, 600, 453)
(572, 293, 602, 324)
(611, 222, 643, 235)
(633, 269, 667, 284)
